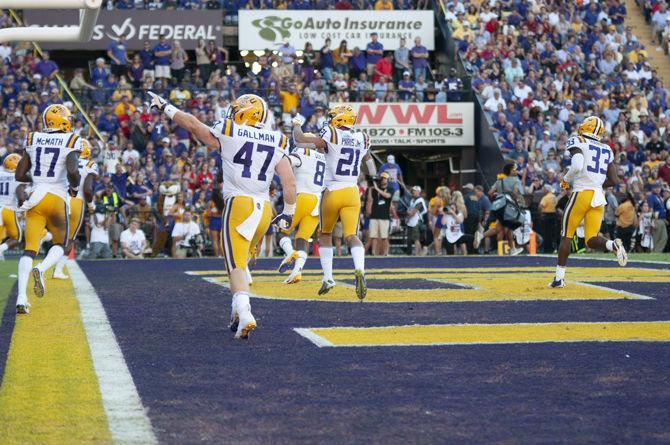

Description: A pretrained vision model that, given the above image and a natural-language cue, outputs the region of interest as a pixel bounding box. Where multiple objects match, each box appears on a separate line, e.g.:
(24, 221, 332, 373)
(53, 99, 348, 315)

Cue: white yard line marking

(68, 260, 157, 445)
(293, 328, 334, 347)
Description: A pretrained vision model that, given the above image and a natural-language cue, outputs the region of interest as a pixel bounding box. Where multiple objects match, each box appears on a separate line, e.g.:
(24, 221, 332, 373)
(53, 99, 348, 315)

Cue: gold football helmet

(80, 138, 92, 160)
(577, 115, 605, 141)
(229, 94, 267, 128)
(328, 105, 357, 129)
(2, 153, 21, 172)
(42, 104, 72, 133)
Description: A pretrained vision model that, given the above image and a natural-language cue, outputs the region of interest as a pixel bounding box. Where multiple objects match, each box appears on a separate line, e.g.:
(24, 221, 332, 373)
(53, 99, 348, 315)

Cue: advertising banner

(23, 10, 224, 50)
(343, 102, 474, 146)
(238, 10, 434, 51)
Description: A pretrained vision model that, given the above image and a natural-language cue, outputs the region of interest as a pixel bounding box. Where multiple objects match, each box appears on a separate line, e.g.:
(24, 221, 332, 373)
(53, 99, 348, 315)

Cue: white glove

(147, 91, 168, 113)
(291, 115, 305, 127)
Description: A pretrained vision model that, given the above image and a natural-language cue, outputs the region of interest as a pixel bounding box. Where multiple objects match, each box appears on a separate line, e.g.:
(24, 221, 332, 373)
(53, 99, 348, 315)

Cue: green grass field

(0, 260, 17, 328)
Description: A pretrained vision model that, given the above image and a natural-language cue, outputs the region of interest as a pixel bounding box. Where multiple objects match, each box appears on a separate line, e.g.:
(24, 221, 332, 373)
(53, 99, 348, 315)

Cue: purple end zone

(78, 256, 670, 444)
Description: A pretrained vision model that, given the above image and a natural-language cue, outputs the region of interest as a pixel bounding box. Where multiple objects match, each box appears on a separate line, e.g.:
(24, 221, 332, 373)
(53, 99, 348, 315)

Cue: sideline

(68, 260, 158, 444)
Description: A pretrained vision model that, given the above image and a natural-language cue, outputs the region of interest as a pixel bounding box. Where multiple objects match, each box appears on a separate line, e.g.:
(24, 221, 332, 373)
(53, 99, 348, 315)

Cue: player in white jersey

(149, 91, 296, 340)
(52, 139, 99, 279)
(277, 145, 326, 284)
(292, 105, 377, 299)
(0, 154, 29, 259)
(14, 104, 82, 313)
(549, 116, 627, 288)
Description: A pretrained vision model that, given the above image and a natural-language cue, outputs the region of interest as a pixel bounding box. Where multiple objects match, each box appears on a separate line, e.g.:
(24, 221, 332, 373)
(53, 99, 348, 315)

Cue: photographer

(440, 201, 466, 255)
(171, 210, 203, 258)
(366, 172, 393, 256)
(85, 208, 113, 260)
(407, 185, 427, 255)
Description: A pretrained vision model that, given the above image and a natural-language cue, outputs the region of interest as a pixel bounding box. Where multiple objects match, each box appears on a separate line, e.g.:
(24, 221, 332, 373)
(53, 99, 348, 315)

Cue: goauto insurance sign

(239, 10, 434, 51)
(342, 102, 474, 147)
(23, 10, 223, 50)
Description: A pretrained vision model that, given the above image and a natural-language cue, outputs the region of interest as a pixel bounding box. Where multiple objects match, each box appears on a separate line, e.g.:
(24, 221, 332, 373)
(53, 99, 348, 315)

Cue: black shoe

(16, 304, 30, 314)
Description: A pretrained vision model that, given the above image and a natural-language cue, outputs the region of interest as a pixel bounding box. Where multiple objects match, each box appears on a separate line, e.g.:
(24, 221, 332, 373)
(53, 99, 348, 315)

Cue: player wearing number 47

(14, 104, 82, 314)
(292, 105, 376, 300)
(550, 115, 628, 289)
(148, 91, 297, 340)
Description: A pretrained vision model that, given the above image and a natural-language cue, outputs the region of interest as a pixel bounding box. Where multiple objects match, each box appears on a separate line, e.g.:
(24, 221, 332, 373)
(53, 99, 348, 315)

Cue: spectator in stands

(139, 41, 155, 80)
(107, 34, 129, 78)
(410, 37, 428, 81)
(398, 71, 415, 100)
(407, 185, 427, 255)
(333, 40, 352, 75)
(394, 37, 411, 82)
(375, 0, 393, 10)
(379, 154, 404, 194)
(366, 172, 393, 256)
(153, 34, 172, 83)
(319, 38, 334, 82)
(365, 33, 384, 76)
(120, 219, 148, 259)
(34, 51, 59, 79)
(170, 40, 188, 83)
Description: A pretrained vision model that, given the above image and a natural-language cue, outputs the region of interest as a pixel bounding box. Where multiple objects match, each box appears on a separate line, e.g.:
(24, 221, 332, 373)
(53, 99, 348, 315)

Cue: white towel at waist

(236, 197, 266, 241)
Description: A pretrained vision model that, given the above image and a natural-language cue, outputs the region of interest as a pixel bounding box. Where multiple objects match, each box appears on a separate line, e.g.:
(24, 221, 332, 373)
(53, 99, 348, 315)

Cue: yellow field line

(300, 321, 670, 347)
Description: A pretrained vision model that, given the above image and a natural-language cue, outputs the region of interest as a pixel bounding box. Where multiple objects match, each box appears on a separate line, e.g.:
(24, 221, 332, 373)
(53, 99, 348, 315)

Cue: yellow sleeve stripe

(279, 135, 288, 150)
(26, 132, 33, 146)
(66, 134, 79, 149)
(305, 147, 310, 156)
(223, 119, 232, 137)
(87, 160, 94, 168)
(362, 133, 369, 148)
(578, 136, 585, 144)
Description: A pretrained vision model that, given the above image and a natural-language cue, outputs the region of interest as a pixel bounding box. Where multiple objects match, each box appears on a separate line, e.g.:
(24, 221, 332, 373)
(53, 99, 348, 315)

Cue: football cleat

(613, 238, 628, 267)
(229, 313, 239, 333)
(284, 269, 302, 285)
(278, 251, 299, 274)
(548, 278, 565, 288)
(16, 304, 30, 314)
(318, 279, 336, 295)
(354, 269, 367, 301)
(52, 270, 69, 280)
(234, 311, 257, 340)
(32, 267, 45, 298)
(509, 247, 523, 256)
(473, 228, 484, 249)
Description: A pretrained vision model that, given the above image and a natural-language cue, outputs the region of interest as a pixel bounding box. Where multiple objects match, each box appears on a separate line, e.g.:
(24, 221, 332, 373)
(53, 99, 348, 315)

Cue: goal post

(0, 0, 102, 43)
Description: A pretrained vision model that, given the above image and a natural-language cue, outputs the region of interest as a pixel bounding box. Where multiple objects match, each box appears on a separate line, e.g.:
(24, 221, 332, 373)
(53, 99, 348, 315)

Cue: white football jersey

(565, 135, 613, 192)
(25, 131, 82, 197)
(319, 124, 370, 191)
(211, 119, 288, 201)
(0, 167, 20, 208)
(288, 147, 326, 196)
(76, 159, 100, 200)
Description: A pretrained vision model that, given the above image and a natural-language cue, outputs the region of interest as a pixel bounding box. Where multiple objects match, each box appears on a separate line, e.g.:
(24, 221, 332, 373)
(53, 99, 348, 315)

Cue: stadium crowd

(1, 0, 670, 259)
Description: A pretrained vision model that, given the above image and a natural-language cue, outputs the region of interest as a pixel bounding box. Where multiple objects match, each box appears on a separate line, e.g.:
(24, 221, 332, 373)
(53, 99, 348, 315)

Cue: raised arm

(292, 120, 326, 150)
(148, 91, 220, 150)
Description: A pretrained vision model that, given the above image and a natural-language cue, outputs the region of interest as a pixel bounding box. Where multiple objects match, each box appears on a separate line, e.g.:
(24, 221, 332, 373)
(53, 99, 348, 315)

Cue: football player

(149, 91, 296, 339)
(0, 154, 29, 260)
(550, 116, 627, 288)
(292, 105, 376, 300)
(14, 104, 82, 313)
(52, 138, 99, 279)
(277, 142, 326, 284)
